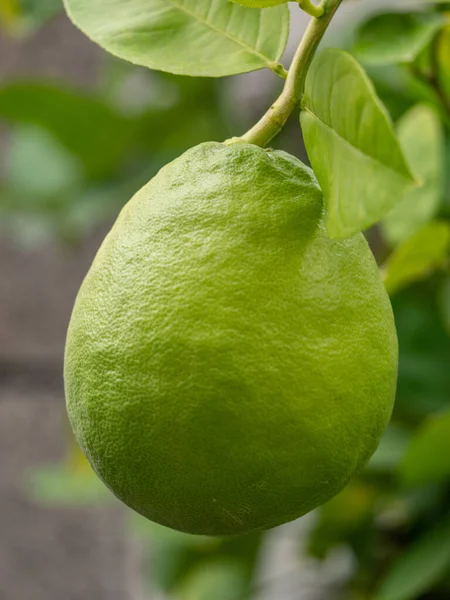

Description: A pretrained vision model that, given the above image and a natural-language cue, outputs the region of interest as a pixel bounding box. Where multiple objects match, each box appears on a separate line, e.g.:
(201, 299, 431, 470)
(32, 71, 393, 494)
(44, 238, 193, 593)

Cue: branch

(227, 0, 343, 147)
(298, 0, 324, 18)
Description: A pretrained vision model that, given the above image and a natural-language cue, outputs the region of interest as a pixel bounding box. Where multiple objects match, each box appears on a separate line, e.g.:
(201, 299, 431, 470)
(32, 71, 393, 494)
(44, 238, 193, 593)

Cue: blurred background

(1, 1, 450, 599)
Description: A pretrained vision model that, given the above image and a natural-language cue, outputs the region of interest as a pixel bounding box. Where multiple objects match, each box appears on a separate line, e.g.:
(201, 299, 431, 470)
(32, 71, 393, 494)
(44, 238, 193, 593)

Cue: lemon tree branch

(229, 0, 343, 147)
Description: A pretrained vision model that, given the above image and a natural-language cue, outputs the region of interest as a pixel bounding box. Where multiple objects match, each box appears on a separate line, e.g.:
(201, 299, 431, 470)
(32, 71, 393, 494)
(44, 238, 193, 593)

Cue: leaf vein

(167, 0, 274, 67)
(302, 107, 414, 182)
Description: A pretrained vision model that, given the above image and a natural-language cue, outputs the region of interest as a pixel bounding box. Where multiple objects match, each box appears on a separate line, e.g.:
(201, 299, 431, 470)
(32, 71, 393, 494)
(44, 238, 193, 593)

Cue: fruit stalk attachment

(228, 0, 343, 148)
(298, 0, 324, 18)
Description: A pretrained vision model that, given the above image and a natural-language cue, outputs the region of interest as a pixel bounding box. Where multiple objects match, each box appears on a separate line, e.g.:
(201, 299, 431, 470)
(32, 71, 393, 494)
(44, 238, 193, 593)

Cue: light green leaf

(26, 465, 112, 506)
(354, 12, 446, 66)
(5, 125, 82, 198)
(399, 410, 450, 486)
(176, 561, 247, 600)
(0, 0, 20, 31)
(301, 49, 416, 239)
(382, 221, 450, 295)
(383, 104, 445, 246)
(375, 519, 450, 600)
(0, 212, 54, 248)
(63, 0, 289, 77)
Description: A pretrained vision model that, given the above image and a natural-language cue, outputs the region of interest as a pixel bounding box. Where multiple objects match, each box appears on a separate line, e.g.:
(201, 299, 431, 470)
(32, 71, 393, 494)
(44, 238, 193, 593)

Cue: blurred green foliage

(5, 1, 450, 599)
(0, 74, 230, 244)
(308, 5, 450, 600)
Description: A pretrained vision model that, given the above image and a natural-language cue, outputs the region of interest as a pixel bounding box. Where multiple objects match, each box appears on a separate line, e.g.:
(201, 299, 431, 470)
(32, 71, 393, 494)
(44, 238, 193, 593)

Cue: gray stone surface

(0, 353, 137, 600)
(0, 13, 142, 597)
(0, 228, 108, 364)
(0, 14, 101, 86)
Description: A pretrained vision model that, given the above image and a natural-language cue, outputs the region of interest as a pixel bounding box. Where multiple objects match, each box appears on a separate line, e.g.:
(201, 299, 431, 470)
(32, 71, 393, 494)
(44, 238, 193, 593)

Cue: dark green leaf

(393, 291, 450, 418)
(308, 482, 375, 559)
(130, 513, 214, 548)
(375, 519, 450, 600)
(0, 82, 136, 179)
(400, 410, 450, 486)
(354, 12, 446, 66)
(20, 0, 62, 30)
(368, 425, 411, 473)
(438, 275, 450, 333)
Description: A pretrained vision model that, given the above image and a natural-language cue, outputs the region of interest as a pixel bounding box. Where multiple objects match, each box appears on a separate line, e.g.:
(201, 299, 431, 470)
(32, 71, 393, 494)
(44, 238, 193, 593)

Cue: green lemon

(65, 142, 398, 537)
(230, 0, 287, 7)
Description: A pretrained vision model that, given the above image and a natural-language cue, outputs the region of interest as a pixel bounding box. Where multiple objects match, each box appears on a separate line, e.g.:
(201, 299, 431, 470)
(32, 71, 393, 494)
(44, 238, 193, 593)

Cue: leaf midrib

(167, 0, 278, 67)
(302, 106, 415, 182)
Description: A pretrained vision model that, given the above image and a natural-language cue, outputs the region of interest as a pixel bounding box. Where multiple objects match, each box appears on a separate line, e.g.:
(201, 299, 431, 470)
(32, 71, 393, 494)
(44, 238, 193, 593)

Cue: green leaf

(383, 104, 445, 246)
(308, 482, 374, 559)
(20, 0, 62, 31)
(0, 212, 54, 248)
(175, 561, 248, 600)
(375, 519, 450, 600)
(437, 25, 450, 103)
(393, 291, 450, 418)
(130, 513, 215, 548)
(26, 465, 112, 506)
(0, 82, 136, 179)
(438, 275, 450, 333)
(367, 425, 411, 473)
(301, 49, 416, 239)
(399, 410, 450, 486)
(5, 125, 82, 198)
(0, 0, 62, 33)
(382, 221, 450, 295)
(63, 0, 289, 77)
(353, 12, 446, 66)
(0, 0, 20, 31)
(20, 0, 61, 20)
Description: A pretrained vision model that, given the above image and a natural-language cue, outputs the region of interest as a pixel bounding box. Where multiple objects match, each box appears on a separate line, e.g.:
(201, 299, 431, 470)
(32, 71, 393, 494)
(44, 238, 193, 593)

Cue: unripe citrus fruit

(230, 0, 287, 7)
(65, 142, 397, 537)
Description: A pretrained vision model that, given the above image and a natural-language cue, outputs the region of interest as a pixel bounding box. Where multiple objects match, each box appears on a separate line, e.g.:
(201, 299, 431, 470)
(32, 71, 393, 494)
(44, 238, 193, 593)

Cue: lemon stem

(298, 0, 324, 19)
(228, 0, 343, 148)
